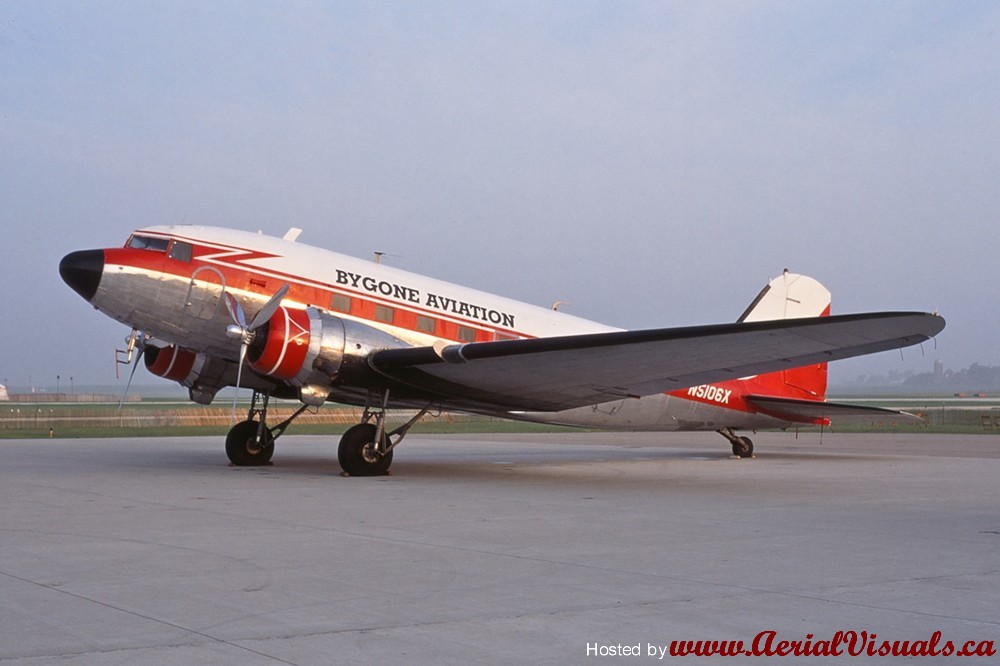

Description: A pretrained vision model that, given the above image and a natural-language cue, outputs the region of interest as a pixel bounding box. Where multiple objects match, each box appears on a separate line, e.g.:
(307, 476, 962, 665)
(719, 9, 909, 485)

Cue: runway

(2, 432, 998, 664)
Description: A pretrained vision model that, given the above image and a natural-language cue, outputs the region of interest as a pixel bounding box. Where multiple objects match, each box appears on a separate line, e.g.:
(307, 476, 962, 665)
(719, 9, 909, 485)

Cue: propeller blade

(226, 284, 288, 424)
(248, 284, 290, 331)
(224, 291, 247, 330)
(118, 350, 142, 411)
(117, 335, 147, 411)
(231, 341, 249, 425)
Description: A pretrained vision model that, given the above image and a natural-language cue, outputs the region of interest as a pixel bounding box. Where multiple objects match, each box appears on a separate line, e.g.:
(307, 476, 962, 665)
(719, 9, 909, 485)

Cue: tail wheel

(338, 423, 393, 476)
(732, 436, 754, 458)
(226, 420, 275, 466)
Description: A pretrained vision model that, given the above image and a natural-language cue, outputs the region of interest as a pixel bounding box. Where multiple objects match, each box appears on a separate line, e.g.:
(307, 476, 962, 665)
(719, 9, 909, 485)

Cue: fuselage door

(184, 265, 227, 320)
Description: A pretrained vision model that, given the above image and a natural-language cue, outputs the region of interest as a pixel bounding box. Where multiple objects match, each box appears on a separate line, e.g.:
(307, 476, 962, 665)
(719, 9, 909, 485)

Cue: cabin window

(168, 241, 193, 262)
(416, 315, 436, 334)
(331, 294, 352, 313)
(494, 331, 519, 341)
(126, 235, 170, 252)
(375, 305, 395, 323)
(457, 325, 477, 342)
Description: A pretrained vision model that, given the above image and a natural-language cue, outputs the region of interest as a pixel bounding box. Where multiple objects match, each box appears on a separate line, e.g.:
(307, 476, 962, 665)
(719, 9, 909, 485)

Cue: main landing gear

(225, 391, 309, 466)
(224, 388, 429, 476)
(338, 389, 429, 477)
(718, 427, 754, 458)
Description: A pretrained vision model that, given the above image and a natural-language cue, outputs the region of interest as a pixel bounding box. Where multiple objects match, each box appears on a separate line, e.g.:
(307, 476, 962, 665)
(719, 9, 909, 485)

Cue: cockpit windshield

(126, 235, 170, 252)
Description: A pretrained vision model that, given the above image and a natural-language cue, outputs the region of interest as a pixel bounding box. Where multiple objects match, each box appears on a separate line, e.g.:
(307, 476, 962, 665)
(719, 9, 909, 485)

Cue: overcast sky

(2, 1, 997, 392)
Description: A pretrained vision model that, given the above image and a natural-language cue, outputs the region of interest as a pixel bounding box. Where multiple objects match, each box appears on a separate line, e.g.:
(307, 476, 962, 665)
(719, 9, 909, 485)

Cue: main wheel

(732, 436, 754, 458)
(226, 420, 275, 466)
(338, 423, 393, 476)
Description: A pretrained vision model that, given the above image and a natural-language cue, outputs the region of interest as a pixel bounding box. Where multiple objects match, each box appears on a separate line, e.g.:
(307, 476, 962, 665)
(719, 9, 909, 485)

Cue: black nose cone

(59, 250, 104, 302)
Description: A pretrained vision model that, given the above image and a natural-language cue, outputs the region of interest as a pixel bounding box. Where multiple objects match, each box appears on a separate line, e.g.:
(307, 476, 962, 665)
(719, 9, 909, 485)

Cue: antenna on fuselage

(372, 251, 401, 264)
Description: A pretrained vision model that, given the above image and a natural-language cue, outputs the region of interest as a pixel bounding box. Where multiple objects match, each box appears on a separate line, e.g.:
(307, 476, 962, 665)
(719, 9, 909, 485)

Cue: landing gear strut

(718, 427, 754, 458)
(225, 391, 310, 466)
(338, 389, 429, 477)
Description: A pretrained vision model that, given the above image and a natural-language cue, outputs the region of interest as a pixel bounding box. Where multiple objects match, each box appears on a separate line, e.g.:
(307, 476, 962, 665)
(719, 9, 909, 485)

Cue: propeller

(224, 284, 290, 422)
(117, 329, 148, 410)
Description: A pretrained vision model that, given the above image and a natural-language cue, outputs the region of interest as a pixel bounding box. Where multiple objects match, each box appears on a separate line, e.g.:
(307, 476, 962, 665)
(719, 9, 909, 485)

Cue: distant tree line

(835, 364, 1000, 393)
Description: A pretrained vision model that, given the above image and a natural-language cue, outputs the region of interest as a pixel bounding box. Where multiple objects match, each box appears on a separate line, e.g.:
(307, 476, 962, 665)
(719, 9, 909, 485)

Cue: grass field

(5, 394, 1000, 439)
(0, 398, 574, 439)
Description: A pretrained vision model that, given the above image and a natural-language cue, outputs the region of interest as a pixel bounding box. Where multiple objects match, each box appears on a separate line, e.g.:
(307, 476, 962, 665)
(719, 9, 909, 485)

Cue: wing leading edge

(369, 312, 945, 412)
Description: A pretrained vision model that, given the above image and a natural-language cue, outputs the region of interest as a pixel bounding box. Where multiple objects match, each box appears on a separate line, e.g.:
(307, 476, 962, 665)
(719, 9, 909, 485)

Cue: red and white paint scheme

(60, 226, 944, 475)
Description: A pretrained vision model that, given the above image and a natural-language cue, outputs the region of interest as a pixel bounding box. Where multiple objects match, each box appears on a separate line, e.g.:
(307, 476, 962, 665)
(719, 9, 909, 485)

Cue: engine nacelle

(246, 306, 408, 396)
(144, 345, 206, 385)
(145, 343, 274, 405)
(246, 307, 316, 381)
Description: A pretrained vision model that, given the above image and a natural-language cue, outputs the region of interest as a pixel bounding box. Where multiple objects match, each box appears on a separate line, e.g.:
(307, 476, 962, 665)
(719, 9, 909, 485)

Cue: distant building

(0, 384, 8, 401)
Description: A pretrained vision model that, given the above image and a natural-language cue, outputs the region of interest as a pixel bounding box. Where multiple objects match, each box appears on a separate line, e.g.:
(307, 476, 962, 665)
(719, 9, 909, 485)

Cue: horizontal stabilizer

(746, 395, 925, 424)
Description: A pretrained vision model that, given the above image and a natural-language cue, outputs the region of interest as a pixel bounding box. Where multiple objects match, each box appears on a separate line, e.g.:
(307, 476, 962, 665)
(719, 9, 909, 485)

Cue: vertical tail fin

(738, 270, 831, 322)
(740, 271, 831, 399)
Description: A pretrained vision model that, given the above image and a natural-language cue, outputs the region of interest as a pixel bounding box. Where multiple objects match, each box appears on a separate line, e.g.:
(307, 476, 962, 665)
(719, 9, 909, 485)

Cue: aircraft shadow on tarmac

(210, 445, 894, 484)
(39, 434, 904, 483)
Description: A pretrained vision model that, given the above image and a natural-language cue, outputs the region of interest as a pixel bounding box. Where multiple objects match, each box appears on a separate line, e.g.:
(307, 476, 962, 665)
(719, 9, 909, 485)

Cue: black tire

(732, 436, 754, 458)
(338, 423, 393, 476)
(226, 420, 275, 466)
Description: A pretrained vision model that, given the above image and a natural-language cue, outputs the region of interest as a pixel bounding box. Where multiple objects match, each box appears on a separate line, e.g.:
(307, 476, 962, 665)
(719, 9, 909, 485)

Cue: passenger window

(457, 326, 477, 342)
(375, 305, 395, 323)
(416, 315, 436, 334)
(168, 241, 193, 262)
(331, 294, 352, 313)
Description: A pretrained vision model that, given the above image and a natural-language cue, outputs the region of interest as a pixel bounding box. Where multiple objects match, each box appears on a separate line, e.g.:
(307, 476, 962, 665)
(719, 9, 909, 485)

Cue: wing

(370, 312, 945, 412)
(745, 395, 925, 424)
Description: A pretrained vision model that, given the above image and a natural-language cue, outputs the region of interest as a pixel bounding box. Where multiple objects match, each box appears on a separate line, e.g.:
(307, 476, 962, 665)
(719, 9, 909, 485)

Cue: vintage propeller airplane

(59, 226, 944, 475)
